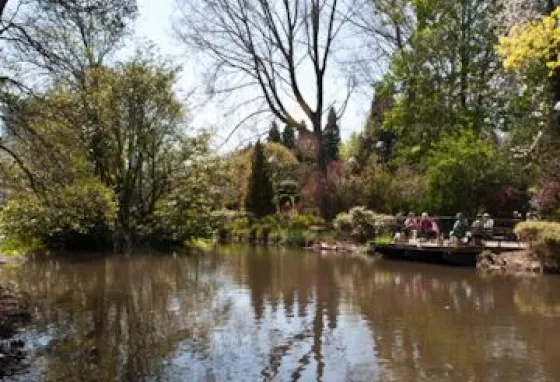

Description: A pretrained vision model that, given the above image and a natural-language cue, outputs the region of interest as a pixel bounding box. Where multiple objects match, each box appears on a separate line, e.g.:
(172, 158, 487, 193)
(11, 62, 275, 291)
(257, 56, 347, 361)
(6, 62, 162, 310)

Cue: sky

(133, 0, 374, 151)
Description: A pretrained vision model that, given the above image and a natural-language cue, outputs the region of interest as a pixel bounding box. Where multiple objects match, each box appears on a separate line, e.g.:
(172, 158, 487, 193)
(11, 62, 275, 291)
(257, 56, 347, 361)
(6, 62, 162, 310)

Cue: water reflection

(2, 247, 560, 381)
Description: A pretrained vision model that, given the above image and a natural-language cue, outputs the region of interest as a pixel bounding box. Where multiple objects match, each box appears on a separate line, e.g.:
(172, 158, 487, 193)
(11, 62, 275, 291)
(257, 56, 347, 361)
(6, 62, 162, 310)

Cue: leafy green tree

(377, 0, 503, 161)
(268, 121, 281, 143)
(3, 0, 137, 86)
(0, 55, 217, 249)
(340, 133, 361, 162)
(425, 131, 510, 215)
(323, 107, 340, 162)
(282, 124, 296, 150)
(245, 140, 275, 218)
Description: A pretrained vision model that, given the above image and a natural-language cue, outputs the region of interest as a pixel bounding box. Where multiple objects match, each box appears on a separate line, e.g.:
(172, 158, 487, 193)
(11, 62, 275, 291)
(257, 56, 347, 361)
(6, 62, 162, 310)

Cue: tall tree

(376, 0, 503, 159)
(1, 0, 138, 183)
(4, 0, 137, 85)
(245, 140, 275, 218)
(0, 55, 202, 246)
(323, 107, 340, 161)
(498, 4, 560, 135)
(175, 0, 356, 216)
(282, 124, 296, 150)
(268, 121, 281, 143)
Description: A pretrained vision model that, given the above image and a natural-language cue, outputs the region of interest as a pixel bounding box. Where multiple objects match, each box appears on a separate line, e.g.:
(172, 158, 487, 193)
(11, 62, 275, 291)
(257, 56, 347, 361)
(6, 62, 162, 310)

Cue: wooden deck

(372, 241, 525, 267)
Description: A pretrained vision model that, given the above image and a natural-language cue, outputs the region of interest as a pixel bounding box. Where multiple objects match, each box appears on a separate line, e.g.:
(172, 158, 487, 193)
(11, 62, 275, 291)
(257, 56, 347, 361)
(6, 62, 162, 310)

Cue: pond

(2, 245, 560, 381)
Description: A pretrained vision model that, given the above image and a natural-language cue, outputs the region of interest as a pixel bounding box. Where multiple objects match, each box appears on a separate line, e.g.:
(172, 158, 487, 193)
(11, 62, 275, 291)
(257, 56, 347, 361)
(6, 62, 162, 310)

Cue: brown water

(2, 245, 560, 381)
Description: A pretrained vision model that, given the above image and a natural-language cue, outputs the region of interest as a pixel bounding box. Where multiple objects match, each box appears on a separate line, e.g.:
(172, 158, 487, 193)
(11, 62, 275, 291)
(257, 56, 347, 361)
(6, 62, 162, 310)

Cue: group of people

(394, 210, 541, 245)
(396, 212, 440, 241)
(449, 212, 494, 244)
(395, 211, 497, 244)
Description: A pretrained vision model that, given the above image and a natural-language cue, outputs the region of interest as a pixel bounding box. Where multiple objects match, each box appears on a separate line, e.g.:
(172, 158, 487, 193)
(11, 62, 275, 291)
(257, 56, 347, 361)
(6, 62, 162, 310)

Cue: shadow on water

(1, 246, 560, 381)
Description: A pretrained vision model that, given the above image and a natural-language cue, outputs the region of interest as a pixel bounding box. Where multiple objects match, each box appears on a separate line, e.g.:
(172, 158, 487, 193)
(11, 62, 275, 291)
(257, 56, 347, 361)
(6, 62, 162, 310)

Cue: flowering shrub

(533, 177, 560, 220)
(334, 206, 395, 243)
(514, 221, 560, 260)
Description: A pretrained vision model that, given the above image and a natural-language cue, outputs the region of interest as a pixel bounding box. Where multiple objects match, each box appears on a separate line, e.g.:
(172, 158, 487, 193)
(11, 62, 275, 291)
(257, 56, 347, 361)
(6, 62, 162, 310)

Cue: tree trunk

(313, 118, 328, 219)
(0, 0, 8, 19)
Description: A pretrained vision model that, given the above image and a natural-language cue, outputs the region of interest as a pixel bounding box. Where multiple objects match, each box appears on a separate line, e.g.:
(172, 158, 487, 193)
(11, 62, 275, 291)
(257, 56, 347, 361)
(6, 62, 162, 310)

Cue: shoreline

(222, 237, 560, 275)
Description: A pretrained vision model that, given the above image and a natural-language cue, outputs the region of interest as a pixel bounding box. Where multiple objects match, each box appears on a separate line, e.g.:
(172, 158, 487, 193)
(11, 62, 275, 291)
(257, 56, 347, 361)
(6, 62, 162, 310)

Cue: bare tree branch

(174, 0, 357, 155)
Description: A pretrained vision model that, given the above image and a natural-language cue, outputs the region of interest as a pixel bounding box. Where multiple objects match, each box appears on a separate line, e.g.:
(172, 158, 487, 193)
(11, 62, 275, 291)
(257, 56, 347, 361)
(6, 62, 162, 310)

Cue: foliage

(221, 142, 299, 211)
(496, 4, 560, 146)
(380, 0, 502, 156)
(2, 0, 138, 86)
(147, 160, 223, 248)
(284, 229, 307, 247)
(225, 216, 251, 240)
(514, 221, 560, 260)
(263, 142, 299, 168)
(315, 159, 428, 217)
(323, 107, 340, 162)
(286, 214, 325, 230)
(425, 131, 521, 215)
(0, 179, 116, 249)
(268, 121, 282, 143)
(282, 124, 296, 150)
(219, 213, 324, 246)
(333, 206, 395, 243)
(0, 55, 220, 250)
(340, 133, 361, 162)
(244, 140, 276, 218)
(498, 7, 560, 75)
(533, 160, 560, 220)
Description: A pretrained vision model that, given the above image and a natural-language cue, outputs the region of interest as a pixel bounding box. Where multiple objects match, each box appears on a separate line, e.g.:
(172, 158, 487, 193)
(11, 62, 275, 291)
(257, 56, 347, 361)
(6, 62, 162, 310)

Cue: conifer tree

(323, 107, 340, 161)
(281, 124, 296, 150)
(268, 121, 282, 143)
(245, 140, 276, 218)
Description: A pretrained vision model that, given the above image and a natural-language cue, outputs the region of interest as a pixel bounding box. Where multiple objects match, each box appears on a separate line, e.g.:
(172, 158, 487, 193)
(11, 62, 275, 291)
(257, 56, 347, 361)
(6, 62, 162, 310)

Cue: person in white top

(482, 213, 494, 230)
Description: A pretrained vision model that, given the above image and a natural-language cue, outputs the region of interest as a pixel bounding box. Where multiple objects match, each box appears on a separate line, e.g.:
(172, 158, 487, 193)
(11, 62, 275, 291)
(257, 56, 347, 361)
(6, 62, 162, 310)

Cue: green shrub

(514, 221, 560, 260)
(0, 180, 116, 250)
(225, 216, 251, 240)
(254, 223, 272, 242)
(285, 229, 307, 247)
(333, 212, 353, 238)
(287, 214, 325, 230)
(268, 229, 282, 244)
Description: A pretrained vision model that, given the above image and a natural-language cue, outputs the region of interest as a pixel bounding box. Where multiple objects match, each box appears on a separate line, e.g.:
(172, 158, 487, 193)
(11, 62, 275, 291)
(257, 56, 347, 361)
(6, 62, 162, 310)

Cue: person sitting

(404, 212, 418, 239)
(526, 211, 539, 221)
(419, 212, 437, 240)
(471, 213, 483, 245)
(482, 212, 494, 237)
(395, 211, 405, 232)
(393, 211, 406, 242)
(450, 213, 468, 244)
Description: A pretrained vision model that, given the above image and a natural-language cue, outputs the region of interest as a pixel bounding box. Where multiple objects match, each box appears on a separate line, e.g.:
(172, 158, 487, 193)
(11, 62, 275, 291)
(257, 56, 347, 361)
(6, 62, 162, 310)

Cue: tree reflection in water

(2, 247, 560, 381)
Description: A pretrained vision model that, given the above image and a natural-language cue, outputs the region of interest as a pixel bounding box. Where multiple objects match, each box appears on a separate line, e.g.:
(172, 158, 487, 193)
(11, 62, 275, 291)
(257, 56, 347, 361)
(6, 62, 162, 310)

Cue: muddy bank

(0, 282, 32, 377)
(477, 250, 560, 275)
(309, 241, 367, 255)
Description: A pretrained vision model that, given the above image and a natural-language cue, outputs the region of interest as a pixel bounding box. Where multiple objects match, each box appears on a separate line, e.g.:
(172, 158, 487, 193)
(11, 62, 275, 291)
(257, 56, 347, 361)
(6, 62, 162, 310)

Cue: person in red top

(419, 212, 438, 240)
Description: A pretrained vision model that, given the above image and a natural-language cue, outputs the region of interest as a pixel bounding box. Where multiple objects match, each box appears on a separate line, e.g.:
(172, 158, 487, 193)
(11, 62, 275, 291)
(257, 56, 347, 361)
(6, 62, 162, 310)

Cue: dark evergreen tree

(268, 121, 282, 143)
(323, 107, 340, 161)
(281, 124, 296, 150)
(245, 140, 276, 218)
